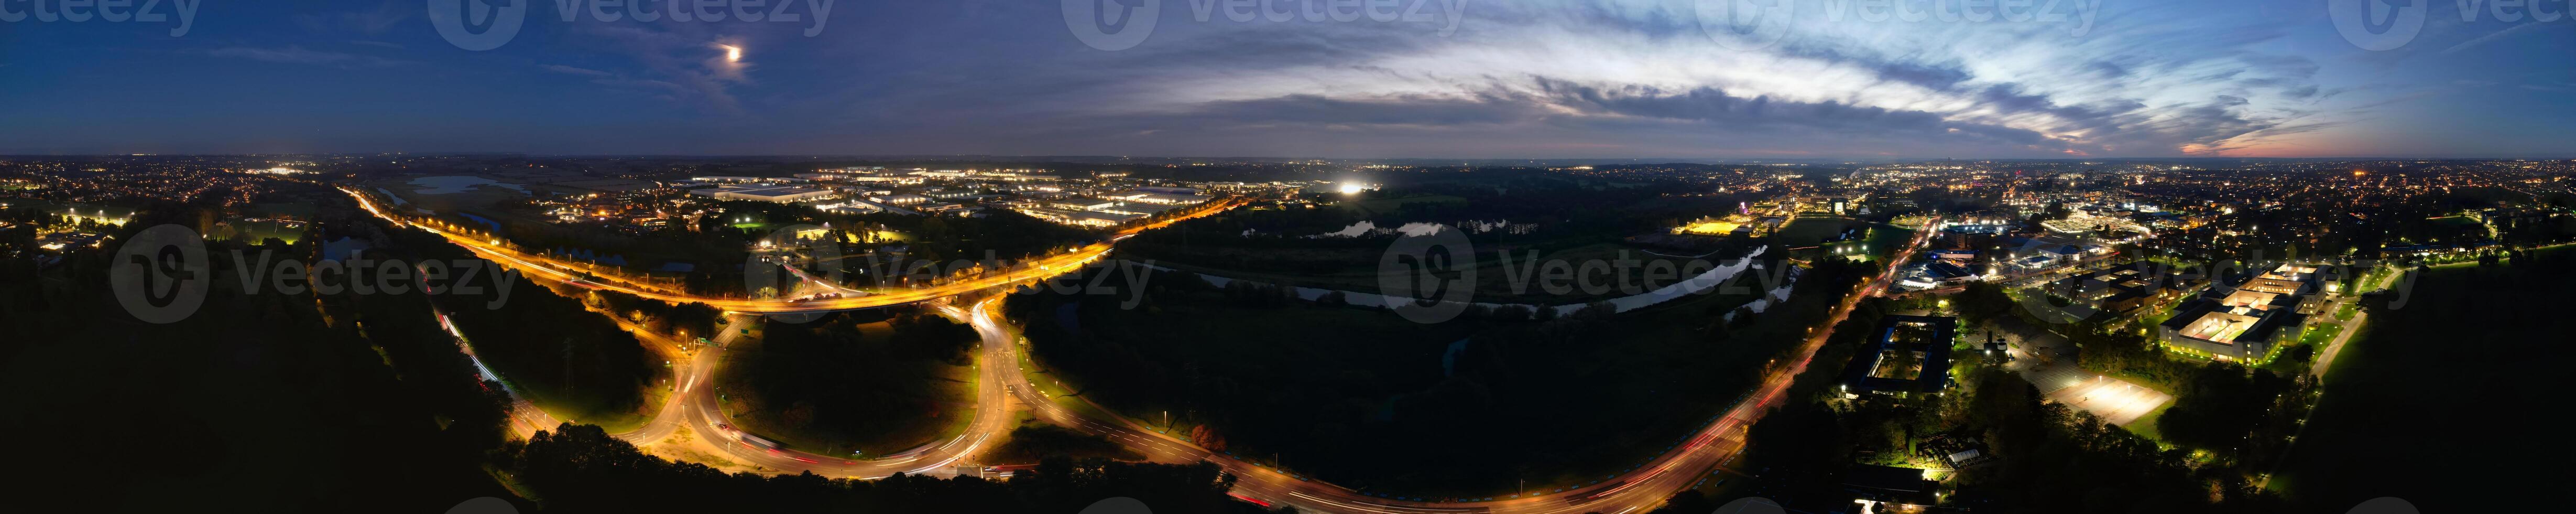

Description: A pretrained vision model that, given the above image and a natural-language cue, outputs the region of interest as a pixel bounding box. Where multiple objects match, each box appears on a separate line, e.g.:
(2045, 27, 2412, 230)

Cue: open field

(2270, 249, 2576, 511)
(1137, 241, 1776, 305)
(717, 316, 980, 457)
(1011, 260, 1828, 494)
(1778, 217, 1916, 262)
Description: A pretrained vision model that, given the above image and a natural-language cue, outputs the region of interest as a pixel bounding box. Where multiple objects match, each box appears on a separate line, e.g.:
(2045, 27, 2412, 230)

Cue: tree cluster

(497, 423, 1275, 513)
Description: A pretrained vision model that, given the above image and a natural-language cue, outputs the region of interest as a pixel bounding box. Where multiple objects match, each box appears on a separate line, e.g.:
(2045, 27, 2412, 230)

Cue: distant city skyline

(3, 1, 2572, 158)
(4, 154, 2564, 164)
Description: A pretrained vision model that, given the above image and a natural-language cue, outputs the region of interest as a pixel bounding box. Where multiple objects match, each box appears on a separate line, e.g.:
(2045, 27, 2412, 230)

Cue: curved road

(465, 308, 1018, 479)
(344, 186, 1238, 314)
(406, 177, 1937, 513)
(964, 219, 1937, 513)
(351, 182, 1239, 479)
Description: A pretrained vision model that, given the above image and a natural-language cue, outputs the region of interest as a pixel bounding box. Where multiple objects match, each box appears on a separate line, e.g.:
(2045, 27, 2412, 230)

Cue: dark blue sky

(2, 1, 2571, 158)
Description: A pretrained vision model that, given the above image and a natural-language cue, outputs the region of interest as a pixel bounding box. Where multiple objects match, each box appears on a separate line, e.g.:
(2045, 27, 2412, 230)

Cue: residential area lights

(13, 156, 2567, 514)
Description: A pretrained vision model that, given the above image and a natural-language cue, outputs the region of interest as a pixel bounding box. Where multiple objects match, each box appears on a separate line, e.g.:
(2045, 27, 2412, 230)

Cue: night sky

(2, 1, 2571, 158)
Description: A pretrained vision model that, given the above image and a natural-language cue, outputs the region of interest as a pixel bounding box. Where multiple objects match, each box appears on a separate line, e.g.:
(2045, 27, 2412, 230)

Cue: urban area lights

(5, 4, 2568, 505)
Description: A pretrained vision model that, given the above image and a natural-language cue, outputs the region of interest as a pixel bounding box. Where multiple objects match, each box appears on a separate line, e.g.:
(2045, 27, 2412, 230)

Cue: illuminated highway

(350, 184, 1239, 479)
(965, 218, 1938, 513)
(342, 186, 1237, 314)
(464, 310, 1019, 479)
(395, 176, 1935, 512)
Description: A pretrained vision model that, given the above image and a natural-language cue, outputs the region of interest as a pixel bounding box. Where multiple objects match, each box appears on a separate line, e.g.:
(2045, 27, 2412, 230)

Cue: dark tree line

(2156, 362, 2302, 458)
(3, 199, 1313, 511)
(592, 290, 724, 339)
(4, 207, 511, 511)
(498, 423, 1274, 514)
(988, 425, 1147, 464)
(385, 222, 660, 425)
(1728, 365, 2285, 513)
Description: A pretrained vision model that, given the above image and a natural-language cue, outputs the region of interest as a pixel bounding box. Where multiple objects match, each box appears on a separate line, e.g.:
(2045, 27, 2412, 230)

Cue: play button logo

(2328, 0, 2426, 51)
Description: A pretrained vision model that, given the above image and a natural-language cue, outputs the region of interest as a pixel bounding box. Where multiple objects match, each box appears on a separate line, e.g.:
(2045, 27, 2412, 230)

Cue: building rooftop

(1841, 315, 1956, 395)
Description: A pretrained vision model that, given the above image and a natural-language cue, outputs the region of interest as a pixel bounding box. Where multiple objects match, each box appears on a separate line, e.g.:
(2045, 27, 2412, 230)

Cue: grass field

(1017, 261, 1822, 495)
(1773, 216, 1858, 245)
(515, 377, 654, 434)
(716, 319, 979, 457)
(2296, 322, 2341, 348)
(2268, 250, 2575, 511)
(2125, 403, 2171, 442)
(374, 176, 528, 210)
(1141, 241, 1774, 305)
(1777, 217, 1914, 262)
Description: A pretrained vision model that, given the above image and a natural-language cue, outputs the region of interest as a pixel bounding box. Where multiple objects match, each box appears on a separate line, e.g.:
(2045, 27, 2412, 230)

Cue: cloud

(558, 23, 754, 114)
(2086, 60, 2131, 79)
(856, 0, 2368, 158)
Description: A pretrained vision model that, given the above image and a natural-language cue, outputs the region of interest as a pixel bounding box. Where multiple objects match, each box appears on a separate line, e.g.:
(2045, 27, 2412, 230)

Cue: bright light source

(721, 45, 744, 63)
(1338, 183, 1368, 194)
